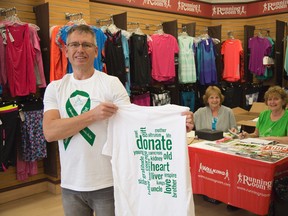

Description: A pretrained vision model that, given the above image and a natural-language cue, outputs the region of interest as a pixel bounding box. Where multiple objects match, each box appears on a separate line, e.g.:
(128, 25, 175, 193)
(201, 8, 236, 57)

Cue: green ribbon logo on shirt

(63, 90, 96, 150)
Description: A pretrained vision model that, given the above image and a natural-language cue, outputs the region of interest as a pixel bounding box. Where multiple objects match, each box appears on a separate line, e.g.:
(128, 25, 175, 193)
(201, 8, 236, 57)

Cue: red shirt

(6, 24, 36, 96)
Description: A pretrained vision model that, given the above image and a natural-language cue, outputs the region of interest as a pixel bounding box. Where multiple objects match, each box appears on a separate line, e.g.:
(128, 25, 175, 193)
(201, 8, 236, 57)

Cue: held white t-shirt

(103, 104, 195, 216)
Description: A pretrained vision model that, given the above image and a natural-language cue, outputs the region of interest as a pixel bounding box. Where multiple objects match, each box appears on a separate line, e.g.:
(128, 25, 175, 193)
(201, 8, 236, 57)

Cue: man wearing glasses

(43, 24, 193, 216)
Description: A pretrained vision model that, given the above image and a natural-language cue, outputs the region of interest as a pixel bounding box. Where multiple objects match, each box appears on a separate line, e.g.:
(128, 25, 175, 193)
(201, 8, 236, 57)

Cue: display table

(188, 140, 288, 215)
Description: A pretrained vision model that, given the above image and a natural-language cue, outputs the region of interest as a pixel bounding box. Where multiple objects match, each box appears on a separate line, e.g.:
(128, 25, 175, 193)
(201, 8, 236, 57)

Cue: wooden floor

(0, 192, 257, 216)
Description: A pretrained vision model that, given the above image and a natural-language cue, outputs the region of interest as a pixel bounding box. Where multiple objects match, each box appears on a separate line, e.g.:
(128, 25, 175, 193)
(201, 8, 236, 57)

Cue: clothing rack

(144, 23, 163, 32)
(178, 26, 189, 36)
(255, 28, 270, 37)
(95, 16, 114, 26)
(0, 7, 17, 17)
(196, 27, 208, 35)
(127, 22, 146, 35)
(178, 26, 187, 32)
(65, 12, 83, 21)
(255, 28, 270, 32)
(182, 26, 187, 32)
(127, 22, 140, 28)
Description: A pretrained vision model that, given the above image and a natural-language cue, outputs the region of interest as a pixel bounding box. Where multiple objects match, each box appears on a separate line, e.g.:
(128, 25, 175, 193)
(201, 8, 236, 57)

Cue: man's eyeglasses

(67, 42, 96, 50)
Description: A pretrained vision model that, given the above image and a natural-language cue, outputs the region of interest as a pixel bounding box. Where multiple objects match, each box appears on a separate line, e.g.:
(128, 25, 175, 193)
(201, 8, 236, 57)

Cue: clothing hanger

(212, 38, 221, 44)
(134, 27, 145, 35)
(107, 23, 119, 34)
(198, 27, 209, 40)
(65, 12, 87, 26)
(178, 31, 188, 37)
(154, 24, 164, 35)
(200, 33, 209, 40)
(73, 18, 87, 25)
(227, 31, 234, 39)
(257, 31, 263, 38)
(5, 13, 40, 31)
(155, 28, 164, 35)
(179, 26, 188, 37)
(127, 22, 144, 36)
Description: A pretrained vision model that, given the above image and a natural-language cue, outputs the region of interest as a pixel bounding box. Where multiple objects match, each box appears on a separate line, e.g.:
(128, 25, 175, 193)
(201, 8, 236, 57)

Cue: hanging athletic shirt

(121, 34, 131, 95)
(103, 104, 195, 216)
(248, 36, 271, 76)
(221, 39, 243, 82)
(178, 35, 196, 83)
(129, 33, 151, 86)
(181, 91, 195, 112)
(148, 34, 179, 82)
(29, 27, 47, 88)
(131, 92, 151, 106)
(104, 29, 127, 85)
(0, 105, 20, 172)
(151, 91, 171, 106)
(49, 25, 68, 81)
(197, 38, 217, 85)
(6, 24, 36, 97)
(0, 27, 7, 85)
(256, 37, 274, 80)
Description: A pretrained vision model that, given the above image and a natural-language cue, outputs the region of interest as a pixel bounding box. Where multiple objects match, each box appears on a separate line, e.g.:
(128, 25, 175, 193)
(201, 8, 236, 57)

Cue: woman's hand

(238, 131, 249, 139)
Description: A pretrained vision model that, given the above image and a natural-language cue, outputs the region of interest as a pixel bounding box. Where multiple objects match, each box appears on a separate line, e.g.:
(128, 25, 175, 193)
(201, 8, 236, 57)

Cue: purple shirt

(248, 36, 271, 75)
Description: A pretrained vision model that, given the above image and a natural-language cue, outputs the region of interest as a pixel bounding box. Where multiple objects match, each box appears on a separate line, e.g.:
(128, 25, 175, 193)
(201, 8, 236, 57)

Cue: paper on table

(187, 130, 195, 137)
(240, 138, 275, 145)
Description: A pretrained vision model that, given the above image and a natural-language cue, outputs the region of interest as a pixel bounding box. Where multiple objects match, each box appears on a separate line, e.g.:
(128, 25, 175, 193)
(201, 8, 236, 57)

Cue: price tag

(19, 110, 25, 122)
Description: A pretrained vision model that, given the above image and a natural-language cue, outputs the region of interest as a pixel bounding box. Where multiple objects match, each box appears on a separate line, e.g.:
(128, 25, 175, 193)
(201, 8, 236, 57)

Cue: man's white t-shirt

(103, 104, 195, 216)
(43, 70, 130, 191)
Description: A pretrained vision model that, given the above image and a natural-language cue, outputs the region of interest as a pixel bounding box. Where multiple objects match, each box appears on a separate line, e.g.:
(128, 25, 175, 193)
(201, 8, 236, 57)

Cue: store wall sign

(212, 5, 247, 18)
(91, 0, 287, 18)
(262, 0, 288, 13)
(177, 1, 202, 14)
(143, 0, 172, 8)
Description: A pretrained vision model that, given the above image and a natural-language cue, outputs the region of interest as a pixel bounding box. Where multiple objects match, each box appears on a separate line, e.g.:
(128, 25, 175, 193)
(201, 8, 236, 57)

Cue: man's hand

(182, 111, 194, 132)
(92, 102, 118, 121)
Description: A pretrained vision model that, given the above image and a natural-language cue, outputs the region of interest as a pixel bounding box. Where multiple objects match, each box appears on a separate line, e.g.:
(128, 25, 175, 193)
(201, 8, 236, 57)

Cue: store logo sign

(237, 173, 272, 190)
(198, 163, 230, 180)
(177, 1, 201, 13)
(143, 0, 171, 8)
(263, 0, 288, 12)
(212, 6, 246, 16)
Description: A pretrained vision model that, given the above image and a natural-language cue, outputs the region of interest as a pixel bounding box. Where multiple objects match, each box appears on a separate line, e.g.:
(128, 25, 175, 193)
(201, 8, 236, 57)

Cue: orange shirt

(221, 39, 243, 82)
(49, 25, 68, 82)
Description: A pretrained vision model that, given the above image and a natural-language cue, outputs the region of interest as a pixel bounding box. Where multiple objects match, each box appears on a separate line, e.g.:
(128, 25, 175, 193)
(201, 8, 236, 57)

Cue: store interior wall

(0, 0, 287, 203)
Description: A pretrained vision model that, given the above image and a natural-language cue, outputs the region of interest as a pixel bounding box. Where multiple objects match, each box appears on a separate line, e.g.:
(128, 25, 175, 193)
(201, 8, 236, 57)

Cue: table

(188, 140, 288, 215)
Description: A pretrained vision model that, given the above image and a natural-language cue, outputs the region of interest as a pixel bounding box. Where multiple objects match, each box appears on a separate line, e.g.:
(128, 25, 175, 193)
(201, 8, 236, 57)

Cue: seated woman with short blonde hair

(241, 86, 288, 144)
